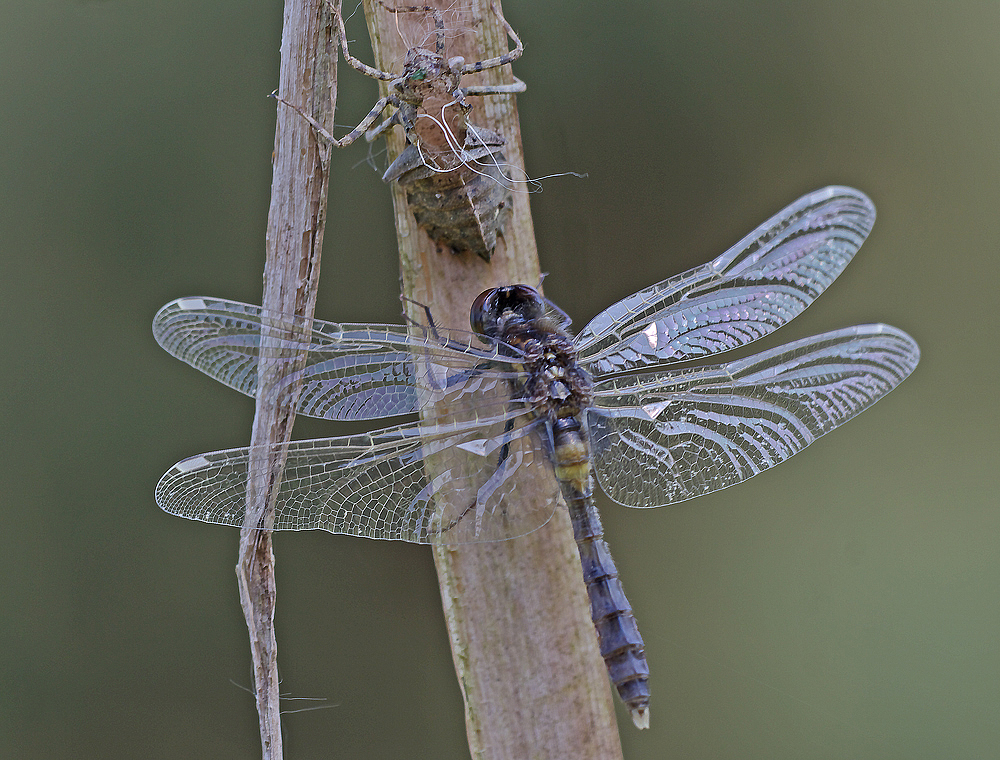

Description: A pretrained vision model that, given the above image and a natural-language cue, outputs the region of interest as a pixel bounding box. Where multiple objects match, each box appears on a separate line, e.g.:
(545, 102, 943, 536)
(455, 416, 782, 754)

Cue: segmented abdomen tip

(630, 706, 650, 730)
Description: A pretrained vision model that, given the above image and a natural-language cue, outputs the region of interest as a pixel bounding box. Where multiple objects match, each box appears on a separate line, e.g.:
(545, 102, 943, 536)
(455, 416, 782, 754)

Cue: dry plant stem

(238, 1, 336, 758)
(361, 1, 625, 757)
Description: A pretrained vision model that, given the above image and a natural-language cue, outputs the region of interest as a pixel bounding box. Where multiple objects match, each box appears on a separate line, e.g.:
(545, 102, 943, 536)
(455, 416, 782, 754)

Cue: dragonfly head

(471, 285, 546, 339)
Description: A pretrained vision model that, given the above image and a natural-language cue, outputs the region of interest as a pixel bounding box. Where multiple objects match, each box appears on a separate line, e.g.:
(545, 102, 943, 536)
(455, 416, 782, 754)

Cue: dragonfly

(153, 186, 919, 729)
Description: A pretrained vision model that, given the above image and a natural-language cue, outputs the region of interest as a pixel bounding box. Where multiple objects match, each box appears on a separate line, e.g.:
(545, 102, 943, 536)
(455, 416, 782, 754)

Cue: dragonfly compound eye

(470, 288, 500, 336)
(471, 285, 545, 337)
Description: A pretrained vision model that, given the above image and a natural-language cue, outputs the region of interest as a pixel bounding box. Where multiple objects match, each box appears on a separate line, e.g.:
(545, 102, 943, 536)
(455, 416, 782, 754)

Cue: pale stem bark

(359, 1, 625, 757)
(237, 2, 337, 759)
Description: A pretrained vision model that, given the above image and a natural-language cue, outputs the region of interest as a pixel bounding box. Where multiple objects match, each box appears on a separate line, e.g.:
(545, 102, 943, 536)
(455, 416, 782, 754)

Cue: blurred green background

(2, 0, 995, 757)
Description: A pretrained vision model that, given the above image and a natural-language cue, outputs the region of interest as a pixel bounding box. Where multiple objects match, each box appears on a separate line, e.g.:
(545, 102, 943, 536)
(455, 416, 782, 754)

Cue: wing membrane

(575, 187, 876, 375)
(155, 413, 561, 544)
(152, 297, 523, 421)
(588, 324, 919, 507)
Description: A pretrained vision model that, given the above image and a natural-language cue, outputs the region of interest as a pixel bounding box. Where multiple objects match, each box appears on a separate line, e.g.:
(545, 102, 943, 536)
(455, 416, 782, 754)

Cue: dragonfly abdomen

(551, 416, 590, 492)
(537, 339, 651, 726)
(564, 482, 651, 729)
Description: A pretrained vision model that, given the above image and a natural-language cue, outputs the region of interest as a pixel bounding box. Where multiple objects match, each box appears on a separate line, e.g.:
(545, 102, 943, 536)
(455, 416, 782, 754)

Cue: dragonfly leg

(430, 411, 524, 539)
(400, 294, 440, 335)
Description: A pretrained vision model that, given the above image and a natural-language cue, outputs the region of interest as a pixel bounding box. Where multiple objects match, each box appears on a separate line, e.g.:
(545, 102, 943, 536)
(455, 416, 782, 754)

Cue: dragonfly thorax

(521, 335, 593, 421)
(471, 285, 593, 421)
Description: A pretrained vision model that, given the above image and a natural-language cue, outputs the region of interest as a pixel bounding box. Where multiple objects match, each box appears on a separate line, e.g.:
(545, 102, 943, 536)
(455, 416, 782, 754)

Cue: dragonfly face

(470, 284, 552, 338)
(153, 186, 920, 727)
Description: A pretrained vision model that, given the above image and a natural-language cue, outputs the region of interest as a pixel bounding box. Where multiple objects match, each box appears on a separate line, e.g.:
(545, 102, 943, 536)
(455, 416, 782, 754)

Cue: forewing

(152, 297, 522, 421)
(588, 324, 919, 507)
(155, 414, 561, 544)
(575, 187, 876, 375)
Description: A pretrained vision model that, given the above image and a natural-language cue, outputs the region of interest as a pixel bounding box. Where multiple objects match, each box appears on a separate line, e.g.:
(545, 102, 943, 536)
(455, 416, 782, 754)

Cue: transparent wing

(587, 324, 919, 507)
(152, 297, 524, 421)
(155, 413, 562, 544)
(575, 186, 876, 375)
